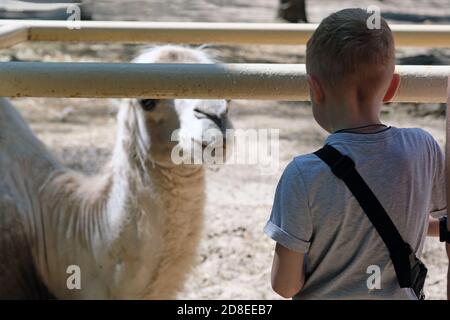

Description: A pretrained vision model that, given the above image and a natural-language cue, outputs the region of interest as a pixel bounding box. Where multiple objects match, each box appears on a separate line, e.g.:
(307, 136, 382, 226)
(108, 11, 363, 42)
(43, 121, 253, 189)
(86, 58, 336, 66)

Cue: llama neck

(105, 104, 152, 230)
(102, 104, 205, 298)
(139, 162, 205, 299)
(147, 162, 205, 209)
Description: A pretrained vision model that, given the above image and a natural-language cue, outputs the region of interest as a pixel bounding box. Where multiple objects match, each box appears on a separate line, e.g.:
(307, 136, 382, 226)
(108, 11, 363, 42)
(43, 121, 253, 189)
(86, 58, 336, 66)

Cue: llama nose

(194, 108, 226, 131)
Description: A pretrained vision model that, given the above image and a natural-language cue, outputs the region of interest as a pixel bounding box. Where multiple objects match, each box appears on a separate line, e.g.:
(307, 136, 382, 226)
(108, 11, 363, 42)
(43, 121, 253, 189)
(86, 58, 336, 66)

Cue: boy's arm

(271, 243, 305, 298)
(264, 160, 313, 299)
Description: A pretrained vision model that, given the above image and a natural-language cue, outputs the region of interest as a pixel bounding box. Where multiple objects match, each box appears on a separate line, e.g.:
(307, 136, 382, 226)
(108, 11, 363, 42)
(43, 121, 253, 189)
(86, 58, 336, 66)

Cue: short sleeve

(264, 160, 313, 253)
(429, 138, 447, 218)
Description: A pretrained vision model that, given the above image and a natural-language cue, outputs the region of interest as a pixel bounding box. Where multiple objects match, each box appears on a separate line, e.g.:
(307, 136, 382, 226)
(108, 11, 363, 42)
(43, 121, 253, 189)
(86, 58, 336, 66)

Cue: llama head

(129, 45, 232, 165)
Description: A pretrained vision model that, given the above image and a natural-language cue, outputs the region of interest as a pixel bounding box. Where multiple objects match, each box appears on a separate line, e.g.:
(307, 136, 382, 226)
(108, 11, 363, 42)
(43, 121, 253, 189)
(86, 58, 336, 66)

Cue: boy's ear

(307, 75, 325, 104)
(383, 73, 401, 103)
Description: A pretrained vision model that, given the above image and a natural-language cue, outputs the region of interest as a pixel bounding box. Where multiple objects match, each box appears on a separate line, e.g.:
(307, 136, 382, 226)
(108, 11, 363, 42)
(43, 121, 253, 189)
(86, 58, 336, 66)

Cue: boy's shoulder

(395, 127, 441, 151)
(397, 127, 435, 140)
(286, 127, 441, 179)
(291, 153, 323, 169)
(287, 152, 329, 181)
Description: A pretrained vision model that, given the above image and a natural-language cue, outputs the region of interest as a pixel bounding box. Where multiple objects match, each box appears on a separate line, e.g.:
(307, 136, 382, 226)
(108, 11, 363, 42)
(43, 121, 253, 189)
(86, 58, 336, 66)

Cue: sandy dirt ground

(1, 0, 449, 299)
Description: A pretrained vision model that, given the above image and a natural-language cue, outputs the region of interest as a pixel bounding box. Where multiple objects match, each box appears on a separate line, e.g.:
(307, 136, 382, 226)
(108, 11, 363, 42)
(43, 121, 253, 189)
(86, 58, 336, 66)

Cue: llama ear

(138, 99, 159, 111)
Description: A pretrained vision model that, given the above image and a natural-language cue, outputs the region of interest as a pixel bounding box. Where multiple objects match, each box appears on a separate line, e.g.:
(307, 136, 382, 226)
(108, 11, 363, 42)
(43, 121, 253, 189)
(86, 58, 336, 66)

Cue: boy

(264, 8, 448, 299)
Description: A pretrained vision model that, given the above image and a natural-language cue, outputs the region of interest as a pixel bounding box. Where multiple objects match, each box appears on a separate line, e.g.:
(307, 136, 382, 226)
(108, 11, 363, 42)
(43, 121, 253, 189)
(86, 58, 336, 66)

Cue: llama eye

(139, 99, 158, 111)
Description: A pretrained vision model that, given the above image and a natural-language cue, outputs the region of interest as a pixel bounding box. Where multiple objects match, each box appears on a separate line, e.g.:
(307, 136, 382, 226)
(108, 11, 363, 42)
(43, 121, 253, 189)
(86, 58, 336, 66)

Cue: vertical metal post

(446, 76, 450, 300)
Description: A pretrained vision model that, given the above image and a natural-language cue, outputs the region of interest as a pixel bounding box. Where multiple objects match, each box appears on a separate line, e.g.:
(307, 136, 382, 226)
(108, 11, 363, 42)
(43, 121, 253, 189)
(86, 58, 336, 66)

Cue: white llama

(0, 45, 231, 299)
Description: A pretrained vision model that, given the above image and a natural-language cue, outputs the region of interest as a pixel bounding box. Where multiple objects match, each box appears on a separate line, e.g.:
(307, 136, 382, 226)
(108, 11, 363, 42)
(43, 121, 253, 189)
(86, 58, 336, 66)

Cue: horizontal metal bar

(0, 62, 308, 100)
(395, 65, 450, 103)
(0, 20, 315, 45)
(0, 23, 28, 48)
(0, 62, 448, 103)
(1, 20, 450, 47)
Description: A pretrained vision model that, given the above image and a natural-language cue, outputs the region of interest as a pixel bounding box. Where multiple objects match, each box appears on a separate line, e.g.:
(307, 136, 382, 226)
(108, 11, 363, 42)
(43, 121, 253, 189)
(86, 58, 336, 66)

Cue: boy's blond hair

(306, 8, 395, 91)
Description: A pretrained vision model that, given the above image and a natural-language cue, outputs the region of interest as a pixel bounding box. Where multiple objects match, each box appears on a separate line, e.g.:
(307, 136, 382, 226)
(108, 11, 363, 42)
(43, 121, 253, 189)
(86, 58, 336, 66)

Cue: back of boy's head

(306, 8, 395, 92)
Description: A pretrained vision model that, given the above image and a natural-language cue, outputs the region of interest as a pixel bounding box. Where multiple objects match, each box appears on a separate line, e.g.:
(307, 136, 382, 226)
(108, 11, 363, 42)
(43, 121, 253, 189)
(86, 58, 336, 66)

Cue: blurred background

(0, 0, 449, 299)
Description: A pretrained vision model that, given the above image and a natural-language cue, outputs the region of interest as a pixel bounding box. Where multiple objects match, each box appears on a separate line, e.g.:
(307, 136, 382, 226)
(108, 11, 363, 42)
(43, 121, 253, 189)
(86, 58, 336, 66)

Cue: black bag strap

(314, 144, 413, 288)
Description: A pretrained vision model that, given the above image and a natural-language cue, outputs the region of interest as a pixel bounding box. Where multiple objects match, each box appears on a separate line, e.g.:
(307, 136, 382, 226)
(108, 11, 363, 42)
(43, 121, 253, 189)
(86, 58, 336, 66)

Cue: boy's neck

(332, 119, 385, 133)
(327, 98, 383, 134)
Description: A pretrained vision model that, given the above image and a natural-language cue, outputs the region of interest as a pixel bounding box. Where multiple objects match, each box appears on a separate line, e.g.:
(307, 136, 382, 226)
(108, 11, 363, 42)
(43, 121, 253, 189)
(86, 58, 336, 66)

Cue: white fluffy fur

(0, 45, 230, 299)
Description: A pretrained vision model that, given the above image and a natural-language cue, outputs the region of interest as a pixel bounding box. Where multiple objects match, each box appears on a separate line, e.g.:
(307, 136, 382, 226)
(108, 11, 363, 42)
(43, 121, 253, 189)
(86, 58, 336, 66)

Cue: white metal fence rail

(0, 63, 448, 103)
(1, 20, 450, 47)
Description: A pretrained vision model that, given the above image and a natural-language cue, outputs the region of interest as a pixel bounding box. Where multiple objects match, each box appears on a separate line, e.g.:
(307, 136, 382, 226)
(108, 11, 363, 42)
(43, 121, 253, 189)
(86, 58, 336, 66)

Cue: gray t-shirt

(264, 127, 446, 300)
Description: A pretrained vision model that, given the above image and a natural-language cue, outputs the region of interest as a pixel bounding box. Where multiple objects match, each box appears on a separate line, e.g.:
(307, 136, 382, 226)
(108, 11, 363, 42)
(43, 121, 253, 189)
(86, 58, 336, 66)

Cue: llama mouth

(191, 139, 227, 153)
(194, 109, 225, 131)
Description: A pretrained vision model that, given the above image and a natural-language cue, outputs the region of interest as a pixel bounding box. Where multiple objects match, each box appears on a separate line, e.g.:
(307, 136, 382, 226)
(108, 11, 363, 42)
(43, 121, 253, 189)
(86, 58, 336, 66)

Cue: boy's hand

(427, 217, 440, 237)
